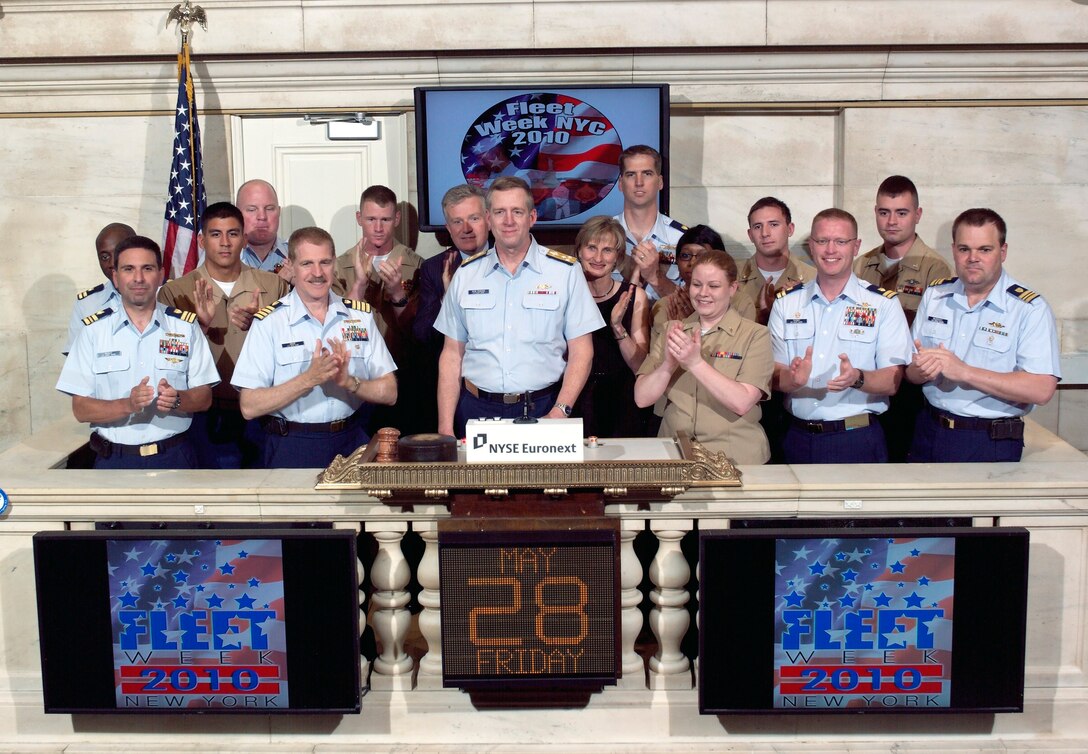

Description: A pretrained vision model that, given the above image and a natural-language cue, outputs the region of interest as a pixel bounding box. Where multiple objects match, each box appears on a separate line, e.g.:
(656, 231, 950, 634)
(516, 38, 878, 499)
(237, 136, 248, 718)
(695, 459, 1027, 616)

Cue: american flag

(161, 40, 207, 280)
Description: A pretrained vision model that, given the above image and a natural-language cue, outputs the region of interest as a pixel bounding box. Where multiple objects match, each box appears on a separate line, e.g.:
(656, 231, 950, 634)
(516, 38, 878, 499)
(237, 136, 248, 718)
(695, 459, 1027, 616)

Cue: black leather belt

(792, 414, 871, 434)
(91, 431, 189, 458)
(930, 406, 1023, 435)
(464, 379, 559, 405)
(260, 413, 359, 436)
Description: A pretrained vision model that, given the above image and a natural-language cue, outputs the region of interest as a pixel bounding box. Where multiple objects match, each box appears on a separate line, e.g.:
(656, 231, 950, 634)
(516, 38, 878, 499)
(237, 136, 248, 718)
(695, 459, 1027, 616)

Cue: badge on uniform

(978, 321, 1008, 345)
(843, 304, 876, 327)
(900, 279, 924, 296)
(343, 322, 369, 342)
(159, 336, 189, 357)
(528, 284, 557, 296)
(711, 350, 743, 360)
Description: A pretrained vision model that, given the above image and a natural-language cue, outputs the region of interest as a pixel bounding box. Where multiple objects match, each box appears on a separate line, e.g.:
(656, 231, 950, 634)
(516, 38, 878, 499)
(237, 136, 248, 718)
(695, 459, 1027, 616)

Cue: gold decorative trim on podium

(315, 433, 741, 496)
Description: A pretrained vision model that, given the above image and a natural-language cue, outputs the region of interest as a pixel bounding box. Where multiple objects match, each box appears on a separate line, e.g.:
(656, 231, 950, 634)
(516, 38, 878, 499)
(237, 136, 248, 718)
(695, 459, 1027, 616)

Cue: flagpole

(163, 0, 208, 279)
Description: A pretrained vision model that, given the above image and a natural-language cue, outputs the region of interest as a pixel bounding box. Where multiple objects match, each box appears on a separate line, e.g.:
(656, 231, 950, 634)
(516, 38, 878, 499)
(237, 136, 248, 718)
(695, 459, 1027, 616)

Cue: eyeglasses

(677, 251, 702, 262)
(810, 238, 856, 248)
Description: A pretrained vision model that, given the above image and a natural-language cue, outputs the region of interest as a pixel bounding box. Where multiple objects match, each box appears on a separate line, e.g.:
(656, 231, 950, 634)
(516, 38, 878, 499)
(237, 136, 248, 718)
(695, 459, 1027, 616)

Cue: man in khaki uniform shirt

(158, 201, 289, 467)
(853, 175, 952, 328)
(733, 197, 815, 325)
(333, 184, 425, 433)
(852, 175, 952, 461)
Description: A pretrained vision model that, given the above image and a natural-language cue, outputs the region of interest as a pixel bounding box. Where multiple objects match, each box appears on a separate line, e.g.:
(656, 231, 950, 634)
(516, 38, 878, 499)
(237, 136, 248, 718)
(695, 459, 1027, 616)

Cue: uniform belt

(92, 431, 189, 458)
(463, 379, 560, 405)
(930, 406, 1023, 432)
(792, 414, 871, 434)
(259, 413, 360, 436)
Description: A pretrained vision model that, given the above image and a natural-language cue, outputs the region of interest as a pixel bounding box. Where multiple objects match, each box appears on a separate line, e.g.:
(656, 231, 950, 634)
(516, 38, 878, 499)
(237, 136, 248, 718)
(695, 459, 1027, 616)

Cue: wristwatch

(851, 371, 865, 390)
(171, 395, 182, 411)
(350, 376, 361, 394)
(554, 402, 572, 417)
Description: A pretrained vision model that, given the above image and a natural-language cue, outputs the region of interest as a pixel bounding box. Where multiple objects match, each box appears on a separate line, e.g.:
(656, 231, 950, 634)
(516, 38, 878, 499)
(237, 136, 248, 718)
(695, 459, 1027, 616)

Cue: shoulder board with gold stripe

(254, 301, 284, 321)
(76, 283, 105, 301)
(81, 307, 113, 326)
(929, 276, 958, 288)
(1007, 284, 1040, 304)
(776, 282, 804, 299)
(461, 250, 488, 267)
(668, 219, 688, 233)
(545, 248, 577, 266)
(866, 283, 898, 299)
(166, 307, 198, 324)
(342, 298, 372, 312)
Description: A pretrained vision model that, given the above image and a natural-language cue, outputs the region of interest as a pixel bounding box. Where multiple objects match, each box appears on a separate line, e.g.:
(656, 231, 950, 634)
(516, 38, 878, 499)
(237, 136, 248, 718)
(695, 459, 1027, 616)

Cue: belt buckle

(329, 419, 347, 432)
(139, 443, 159, 457)
(805, 421, 825, 434)
(502, 393, 521, 405)
(939, 414, 955, 430)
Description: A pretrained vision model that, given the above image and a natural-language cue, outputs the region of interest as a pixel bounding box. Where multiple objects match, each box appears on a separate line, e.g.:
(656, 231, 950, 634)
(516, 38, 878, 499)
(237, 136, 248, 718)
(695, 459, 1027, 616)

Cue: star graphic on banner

(918, 576, 930, 586)
(845, 548, 865, 563)
(195, 585, 204, 592)
(177, 105, 186, 116)
(161, 629, 186, 646)
(174, 583, 193, 596)
(792, 545, 812, 561)
(820, 539, 839, 546)
(218, 629, 243, 649)
(774, 561, 784, 575)
(140, 562, 157, 576)
(784, 591, 805, 607)
(839, 594, 857, 608)
(890, 561, 906, 574)
(237, 550, 249, 559)
(824, 628, 850, 645)
(842, 581, 862, 595)
(809, 560, 827, 575)
(910, 548, 921, 557)
(220, 562, 235, 575)
(173, 570, 189, 583)
(123, 546, 143, 562)
(510, 146, 523, 158)
(152, 599, 167, 610)
(815, 598, 833, 610)
(254, 615, 286, 651)
(864, 583, 874, 591)
(236, 593, 257, 609)
(873, 592, 892, 607)
(108, 563, 118, 576)
(903, 591, 925, 608)
(172, 595, 189, 609)
(842, 569, 859, 582)
(923, 615, 951, 644)
(206, 594, 224, 608)
(153, 564, 169, 579)
(118, 592, 139, 608)
(883, 628, 910, 648)
(175, 550, 196, 564)
(248, 578, 260, 588)
(835, 552, 846, 561)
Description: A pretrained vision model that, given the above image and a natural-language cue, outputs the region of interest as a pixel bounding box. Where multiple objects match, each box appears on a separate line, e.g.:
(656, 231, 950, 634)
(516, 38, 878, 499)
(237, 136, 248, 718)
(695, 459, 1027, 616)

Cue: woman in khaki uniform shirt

(634, 250, 773, 464)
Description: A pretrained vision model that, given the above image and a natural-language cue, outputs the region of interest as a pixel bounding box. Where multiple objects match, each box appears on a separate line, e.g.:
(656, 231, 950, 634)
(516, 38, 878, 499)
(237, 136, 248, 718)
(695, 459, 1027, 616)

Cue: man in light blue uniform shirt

(232, 226, 397, 468)
(237, 179, 290, 276)
(907, 208, 1060, 462)
(770, 208, 912, 463)
(63, 222, 134, 355)
(613, 144, 686, 302)
(435, 176, 604, 438)
(57, 236, 218, 469)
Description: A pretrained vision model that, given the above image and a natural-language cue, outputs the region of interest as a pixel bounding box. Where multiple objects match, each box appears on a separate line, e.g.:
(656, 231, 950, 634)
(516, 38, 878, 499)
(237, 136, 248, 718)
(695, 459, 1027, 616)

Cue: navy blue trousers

(908, 408, 1023, 463)
(783, 419, 888, 464)
(454, 387, 556, 439)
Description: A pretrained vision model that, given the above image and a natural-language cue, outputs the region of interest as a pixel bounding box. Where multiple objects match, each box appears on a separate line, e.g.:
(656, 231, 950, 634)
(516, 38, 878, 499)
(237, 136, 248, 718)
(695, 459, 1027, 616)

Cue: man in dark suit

(413, 184, 490, 429)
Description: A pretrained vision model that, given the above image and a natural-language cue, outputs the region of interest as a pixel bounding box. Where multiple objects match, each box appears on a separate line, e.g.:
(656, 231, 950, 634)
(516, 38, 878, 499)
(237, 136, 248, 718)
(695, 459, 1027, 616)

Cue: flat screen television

(699, 527, 1029, 714)
(33, 529, 361, 714)
(414, 84, 670, 232)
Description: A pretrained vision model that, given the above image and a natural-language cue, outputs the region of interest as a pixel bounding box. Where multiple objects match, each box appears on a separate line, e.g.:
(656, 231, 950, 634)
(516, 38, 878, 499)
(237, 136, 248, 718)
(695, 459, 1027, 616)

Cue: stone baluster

(415, 524, 443, 689)
(369, 522, 414, 690)
(618, 524, 647, 688)
(647, 520, 692, 689)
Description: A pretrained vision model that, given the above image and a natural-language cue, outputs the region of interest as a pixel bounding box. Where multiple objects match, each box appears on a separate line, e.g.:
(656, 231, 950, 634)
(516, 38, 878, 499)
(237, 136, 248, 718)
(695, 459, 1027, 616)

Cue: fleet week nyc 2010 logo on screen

(774, 536, 954, 709)
(108, 538, 289, 709)
(461, 92, 623, 221)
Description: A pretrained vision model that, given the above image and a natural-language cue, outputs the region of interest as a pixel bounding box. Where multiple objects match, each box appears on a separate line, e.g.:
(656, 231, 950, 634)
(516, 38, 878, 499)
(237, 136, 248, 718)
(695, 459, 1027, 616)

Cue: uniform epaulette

(668, 219, 688, 233)
(866, 283, 899, 299)
(776, 282, 804, 299)
(1008, 284, 1040, 304)
(342, 298, 372, 313)
(929, 276, 958, 288)
(545, 249, 577, 266)
(254, 301, 284, 320)
(76, 283, 105, 301)
(166, 307, 198, 324)
(81, 307, 112, 326)
(461, 250, 488, 266)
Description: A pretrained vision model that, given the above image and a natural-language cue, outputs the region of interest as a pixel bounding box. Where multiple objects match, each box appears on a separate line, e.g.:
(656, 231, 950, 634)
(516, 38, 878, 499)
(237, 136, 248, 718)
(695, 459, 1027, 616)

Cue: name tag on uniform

(281, 340, 304, 349)
(468, 289, 490, 295)
(927, 315, 949, 325)
(97, 350, 121, 358)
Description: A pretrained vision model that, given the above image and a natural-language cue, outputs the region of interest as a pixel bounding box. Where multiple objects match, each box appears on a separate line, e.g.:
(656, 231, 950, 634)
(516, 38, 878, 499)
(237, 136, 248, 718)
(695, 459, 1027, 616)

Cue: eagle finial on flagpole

(166, 0, 208, 44)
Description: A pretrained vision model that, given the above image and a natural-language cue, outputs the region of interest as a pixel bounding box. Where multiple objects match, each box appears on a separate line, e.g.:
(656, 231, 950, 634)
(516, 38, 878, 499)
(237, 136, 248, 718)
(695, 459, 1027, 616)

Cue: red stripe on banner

(779, 664, 945, 694)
